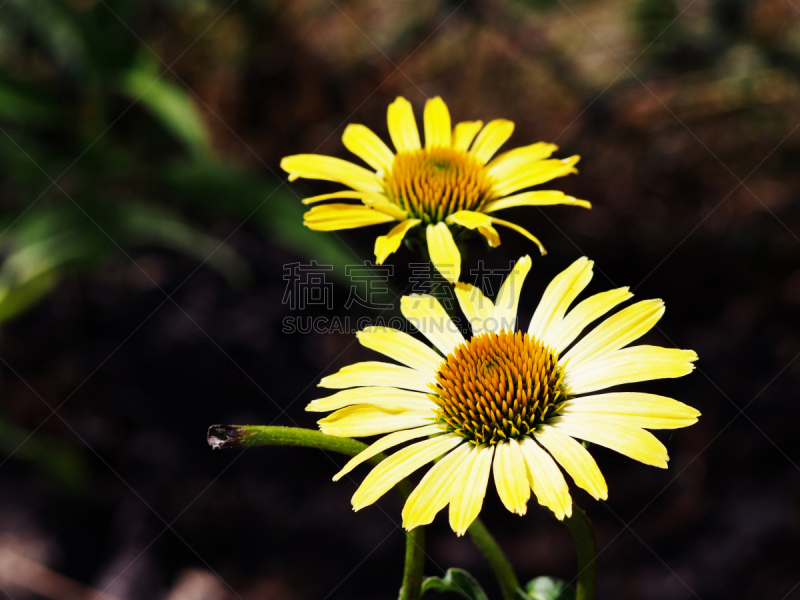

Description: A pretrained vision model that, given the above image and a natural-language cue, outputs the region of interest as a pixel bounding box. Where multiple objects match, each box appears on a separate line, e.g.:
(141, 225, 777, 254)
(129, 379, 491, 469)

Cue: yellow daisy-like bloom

(281, 97, 589, 283)
(308, 257, 699, 535)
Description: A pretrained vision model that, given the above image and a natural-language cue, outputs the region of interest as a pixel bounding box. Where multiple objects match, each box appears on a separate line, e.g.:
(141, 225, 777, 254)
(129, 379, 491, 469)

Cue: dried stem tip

(207, 425, 250, 449)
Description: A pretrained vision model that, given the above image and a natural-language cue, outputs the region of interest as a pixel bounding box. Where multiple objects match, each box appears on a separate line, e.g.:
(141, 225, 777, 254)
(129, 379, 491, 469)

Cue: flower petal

(333, 424, 443, 481)
(401, 294, 465, 356)
(424, 96, 451, 149)
(281, 154, 383, 193)
(300, 190, 387, 205)
(534, 426, 608, 500)
(319, 405, 434, 437)
(528, 257, 593, 342)
(342, 124, 395, 174)
(492, 439, 531, 515)
(306, 387, 432, 412)
(303, 204, 396, 231)
(519, 437, 573, 520)
(426, 222, 461, 283)
(352, 434, 463, 510)
(356, 326, 444, 377)
(490, 217, 546, 255)
(477, 224, 502, 247)
(446, 209, 493, 229)
(387, 96, 421, 153)
(565, 346, 698, 395)
(470, 119, 515, 164)
(449, 444, 495, 536)
(446, 210, 501, 248)
(319, 361, 434, 392)
(551, 417, 669, 468)
(483, 191, 591, 213)
(561, 392, 701, 429)
(486, 142, 559, 180)
(375, 219, 421, 264)
(545, 288, 633, 353)
(452, 120, 483, 152)
(561, 299, 665, 371)
(402, 442, 472, 529)
(454, 283, 495, 336)
(493, 255, 532, 332)
(491, 156, 580, 197)
(363, 197, 409, 221)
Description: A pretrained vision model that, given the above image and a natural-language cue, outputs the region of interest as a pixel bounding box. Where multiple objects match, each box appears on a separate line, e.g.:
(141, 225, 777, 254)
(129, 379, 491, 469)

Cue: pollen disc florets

(432, 330, 569, 445)
(385, 148, 493, 224)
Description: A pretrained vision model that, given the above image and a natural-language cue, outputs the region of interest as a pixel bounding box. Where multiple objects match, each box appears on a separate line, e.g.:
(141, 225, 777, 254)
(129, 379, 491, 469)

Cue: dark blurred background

(0, 0, 799, 599)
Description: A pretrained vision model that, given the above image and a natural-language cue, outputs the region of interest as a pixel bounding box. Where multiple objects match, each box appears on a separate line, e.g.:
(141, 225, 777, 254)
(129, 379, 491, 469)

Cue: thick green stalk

(208, 425, 522, 600)
(466, 518, 520, 600)
(210, 424, 369, 459)
(208, 425, 420, 598)
(399, 524, 425, 600)
(563, 504, 597, 600)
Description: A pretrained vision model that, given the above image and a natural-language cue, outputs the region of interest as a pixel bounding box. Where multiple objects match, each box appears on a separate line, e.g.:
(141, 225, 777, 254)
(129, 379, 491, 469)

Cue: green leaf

(0, 197, 249, 324)
(0, 269, 61, 324)
(422, 568, 489, 600)
(0, 230, 104, 323)
(524, 577, 576, 600)
(0, 411, 90, 492)
(3, 0, 88, 70)
(119, 54, 212, 157)
(161, 159, 362, 284)
(111, 201, 251, 286)
(0, 80, 59, 127)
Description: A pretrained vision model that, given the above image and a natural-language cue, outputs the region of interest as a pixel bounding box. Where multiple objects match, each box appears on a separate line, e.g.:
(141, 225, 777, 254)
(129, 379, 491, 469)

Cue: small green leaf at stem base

(524, 577, 576, 600)
(422, 568, 489, 600)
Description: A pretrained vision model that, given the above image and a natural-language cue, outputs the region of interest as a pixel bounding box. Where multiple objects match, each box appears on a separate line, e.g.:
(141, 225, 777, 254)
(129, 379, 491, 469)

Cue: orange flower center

(384, 148, 494, 223)
(432, 330, 568, 445)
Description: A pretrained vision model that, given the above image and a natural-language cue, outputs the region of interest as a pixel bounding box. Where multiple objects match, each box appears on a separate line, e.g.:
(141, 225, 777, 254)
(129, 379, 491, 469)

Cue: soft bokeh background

(0, 0, 799, 598)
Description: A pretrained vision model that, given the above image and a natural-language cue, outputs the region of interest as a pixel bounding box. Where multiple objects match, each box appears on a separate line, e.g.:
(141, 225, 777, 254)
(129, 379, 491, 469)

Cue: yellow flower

(307, 257, 699, 535)
(281, 97, 589, 283)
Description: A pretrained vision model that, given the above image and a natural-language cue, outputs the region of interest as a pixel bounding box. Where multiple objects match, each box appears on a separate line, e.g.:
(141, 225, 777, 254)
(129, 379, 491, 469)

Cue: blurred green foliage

(121, 53, 214, 157)
(0, 0, 355, 333)
(0, 0, 359, 481)
(0, 414, 90, 492)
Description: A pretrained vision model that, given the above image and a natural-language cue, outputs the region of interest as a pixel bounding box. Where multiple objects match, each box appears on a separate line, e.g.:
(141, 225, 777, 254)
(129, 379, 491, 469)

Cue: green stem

(400, 523, 425, 600)
(210, 423, 364, 453)
(563, 503, 597, 600)
(209, 425, 523, 600)
(208, 425, 420, 597)
(467, 518, 520, 600)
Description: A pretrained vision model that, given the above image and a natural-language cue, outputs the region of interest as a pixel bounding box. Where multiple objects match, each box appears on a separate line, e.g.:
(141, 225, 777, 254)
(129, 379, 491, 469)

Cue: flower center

(431, 331, 569, 445)
(384, 148, 494, 223)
